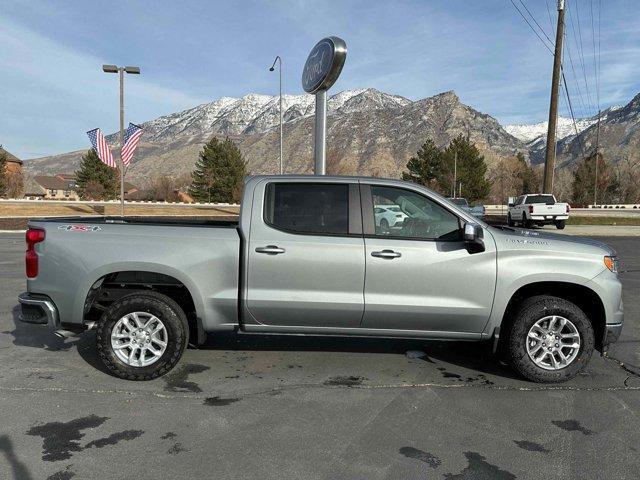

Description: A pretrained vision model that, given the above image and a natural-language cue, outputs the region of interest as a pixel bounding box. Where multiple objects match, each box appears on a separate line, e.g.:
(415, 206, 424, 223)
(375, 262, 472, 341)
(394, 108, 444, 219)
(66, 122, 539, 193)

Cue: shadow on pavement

(200, 331, 522, 381)
(5, 302, 520, 381)
(0, 435, 33, 480)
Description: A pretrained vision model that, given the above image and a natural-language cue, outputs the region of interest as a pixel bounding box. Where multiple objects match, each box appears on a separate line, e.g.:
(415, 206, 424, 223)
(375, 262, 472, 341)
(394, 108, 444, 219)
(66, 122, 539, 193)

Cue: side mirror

(463, 223, 485, 253)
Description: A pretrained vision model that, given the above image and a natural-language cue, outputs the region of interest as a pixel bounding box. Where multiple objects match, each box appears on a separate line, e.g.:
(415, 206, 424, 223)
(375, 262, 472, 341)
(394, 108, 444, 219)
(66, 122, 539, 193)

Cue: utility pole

(452, 150, 457, 197)
(542, 0, 566, 194)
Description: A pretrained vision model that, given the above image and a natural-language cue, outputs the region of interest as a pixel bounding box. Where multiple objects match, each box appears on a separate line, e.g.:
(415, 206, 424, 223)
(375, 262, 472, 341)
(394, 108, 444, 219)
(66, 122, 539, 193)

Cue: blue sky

(2, 0, 639, 159)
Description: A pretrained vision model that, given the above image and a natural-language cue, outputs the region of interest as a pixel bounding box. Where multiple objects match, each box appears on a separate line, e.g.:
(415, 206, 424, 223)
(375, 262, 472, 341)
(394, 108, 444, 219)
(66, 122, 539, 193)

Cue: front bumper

(17, 292, 60, 328)
(604, 322, 623, 346)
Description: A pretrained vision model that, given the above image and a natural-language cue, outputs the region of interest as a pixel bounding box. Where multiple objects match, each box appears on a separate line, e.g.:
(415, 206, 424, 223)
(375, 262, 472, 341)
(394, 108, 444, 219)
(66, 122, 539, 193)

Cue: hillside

(25, 88, 527, 181)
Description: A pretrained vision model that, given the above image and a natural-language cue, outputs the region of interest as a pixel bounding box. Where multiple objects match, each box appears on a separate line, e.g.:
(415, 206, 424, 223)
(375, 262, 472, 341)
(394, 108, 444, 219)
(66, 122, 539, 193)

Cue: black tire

(507, 213, 515, 227)
(96, 291, 189, 380)
(380, 218, 389, 233)
(555, 220, 566, 230)
(506, 295, 594, 383)
(522, 213, 531, 229)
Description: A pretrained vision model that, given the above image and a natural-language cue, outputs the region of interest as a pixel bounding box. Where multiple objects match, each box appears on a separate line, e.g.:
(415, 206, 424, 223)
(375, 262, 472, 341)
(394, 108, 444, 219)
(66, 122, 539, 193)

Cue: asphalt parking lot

(1, 232, 639, 480)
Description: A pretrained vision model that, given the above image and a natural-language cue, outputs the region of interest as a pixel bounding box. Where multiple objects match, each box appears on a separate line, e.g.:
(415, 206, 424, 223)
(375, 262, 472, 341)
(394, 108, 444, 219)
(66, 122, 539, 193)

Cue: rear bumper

(17, 292, 60, 328)
(530, 215, 569, 221)
(604, 322, 623, 346)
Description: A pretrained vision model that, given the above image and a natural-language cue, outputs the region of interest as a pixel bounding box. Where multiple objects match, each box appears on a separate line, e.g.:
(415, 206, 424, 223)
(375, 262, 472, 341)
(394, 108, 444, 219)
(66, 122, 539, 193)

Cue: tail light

(26, 228, 45, 278)
(528, 205, 533, 214)
(566, 204, 571, 213)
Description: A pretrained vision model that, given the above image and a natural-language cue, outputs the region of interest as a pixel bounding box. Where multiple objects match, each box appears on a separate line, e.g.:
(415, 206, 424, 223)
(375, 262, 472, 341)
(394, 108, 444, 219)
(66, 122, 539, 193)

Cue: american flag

(87, 128, 116, 168)
(121, 123, 143, 166)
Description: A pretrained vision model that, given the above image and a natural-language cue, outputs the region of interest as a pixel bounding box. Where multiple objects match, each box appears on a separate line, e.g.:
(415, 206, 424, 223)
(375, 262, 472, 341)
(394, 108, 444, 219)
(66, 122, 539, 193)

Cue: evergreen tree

(75, 149, 118, 200)
(0, 148, 7, 197)
(189, 137, 247, 203)
(572, 152, 617, 206)
(515, 152, 538, 194)
(442, 135, 491, 202)
(402, 139, 445, 190)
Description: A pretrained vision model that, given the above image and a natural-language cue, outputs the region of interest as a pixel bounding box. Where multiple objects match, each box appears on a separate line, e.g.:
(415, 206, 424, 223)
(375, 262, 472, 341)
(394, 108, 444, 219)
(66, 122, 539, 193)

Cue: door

(361, 184, 497, 334)
(246, 181, 365, 328)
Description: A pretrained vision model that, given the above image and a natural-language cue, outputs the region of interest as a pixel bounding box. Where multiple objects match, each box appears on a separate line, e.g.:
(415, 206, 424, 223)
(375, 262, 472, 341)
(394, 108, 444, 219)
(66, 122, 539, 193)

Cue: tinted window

(265, 183, 349, 235)
(526, 195, 555, 205)
(371, 186, 460, 240)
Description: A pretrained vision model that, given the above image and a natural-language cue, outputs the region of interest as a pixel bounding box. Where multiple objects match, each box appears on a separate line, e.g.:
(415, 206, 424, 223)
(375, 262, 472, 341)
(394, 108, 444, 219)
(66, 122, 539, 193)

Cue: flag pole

(119, 67, 125, 217)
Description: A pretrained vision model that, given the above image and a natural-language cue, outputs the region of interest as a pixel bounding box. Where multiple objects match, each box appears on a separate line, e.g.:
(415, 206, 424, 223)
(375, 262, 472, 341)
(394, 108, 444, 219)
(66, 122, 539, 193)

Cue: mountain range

(24, 88, 640, 183)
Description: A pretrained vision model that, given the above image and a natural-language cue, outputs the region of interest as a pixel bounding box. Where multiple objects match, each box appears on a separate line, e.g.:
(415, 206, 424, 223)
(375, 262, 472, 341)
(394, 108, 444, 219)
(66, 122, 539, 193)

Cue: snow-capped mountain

(504, 106, 622, 164)
(136, 88, 411, 142)
(28, 89, 525, 180)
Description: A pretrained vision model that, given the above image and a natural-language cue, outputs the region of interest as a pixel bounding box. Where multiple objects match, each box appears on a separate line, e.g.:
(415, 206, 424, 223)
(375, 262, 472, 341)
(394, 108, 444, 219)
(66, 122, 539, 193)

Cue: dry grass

(0, 202, 240, 218)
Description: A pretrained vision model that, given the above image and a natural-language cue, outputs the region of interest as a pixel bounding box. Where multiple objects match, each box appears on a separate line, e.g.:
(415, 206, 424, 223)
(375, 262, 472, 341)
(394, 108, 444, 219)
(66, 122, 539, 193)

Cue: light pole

(102, 64, 140, 216)
(269, 56, 283, 174)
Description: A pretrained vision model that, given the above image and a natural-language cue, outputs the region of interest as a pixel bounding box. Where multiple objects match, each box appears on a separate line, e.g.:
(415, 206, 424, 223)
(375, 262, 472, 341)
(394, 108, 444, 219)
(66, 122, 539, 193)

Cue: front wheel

(506, 295, 594, 383)
(380, 218, 390, 233)
(555, 220, 566, 230)
(96, 291, 189, 380)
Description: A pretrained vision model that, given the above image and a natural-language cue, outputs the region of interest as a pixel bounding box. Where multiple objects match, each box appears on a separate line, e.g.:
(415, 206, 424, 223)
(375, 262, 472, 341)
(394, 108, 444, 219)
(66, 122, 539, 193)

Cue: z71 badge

(58, 225, 101, 232)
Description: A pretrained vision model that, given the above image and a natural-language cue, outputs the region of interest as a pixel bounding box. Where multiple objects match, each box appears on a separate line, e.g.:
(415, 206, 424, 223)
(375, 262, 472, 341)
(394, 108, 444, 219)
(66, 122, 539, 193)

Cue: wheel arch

(497, 281, 606, 353)
(80, 266, 206, 345)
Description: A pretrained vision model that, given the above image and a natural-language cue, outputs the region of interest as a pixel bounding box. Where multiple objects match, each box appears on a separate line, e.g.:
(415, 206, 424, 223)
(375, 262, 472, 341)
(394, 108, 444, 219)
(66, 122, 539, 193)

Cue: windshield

(526, 195, 555, 205)
(387, 206, 402, 212)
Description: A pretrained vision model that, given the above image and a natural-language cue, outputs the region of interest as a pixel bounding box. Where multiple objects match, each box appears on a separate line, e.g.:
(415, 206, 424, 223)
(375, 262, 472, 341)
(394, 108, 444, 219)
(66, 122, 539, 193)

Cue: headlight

(604, 255, 619, 273)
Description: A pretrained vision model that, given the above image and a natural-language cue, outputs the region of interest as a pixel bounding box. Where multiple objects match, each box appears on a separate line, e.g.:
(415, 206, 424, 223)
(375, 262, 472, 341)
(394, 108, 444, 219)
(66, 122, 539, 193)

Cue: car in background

(448, 198, 485, 219)
(374, 205, 407, 231)
(508, 194, 570, 229)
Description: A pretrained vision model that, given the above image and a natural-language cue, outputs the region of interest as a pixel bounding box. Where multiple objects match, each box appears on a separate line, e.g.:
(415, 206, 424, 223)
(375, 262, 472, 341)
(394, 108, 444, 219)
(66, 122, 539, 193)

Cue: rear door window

(264, 183, 349, 235)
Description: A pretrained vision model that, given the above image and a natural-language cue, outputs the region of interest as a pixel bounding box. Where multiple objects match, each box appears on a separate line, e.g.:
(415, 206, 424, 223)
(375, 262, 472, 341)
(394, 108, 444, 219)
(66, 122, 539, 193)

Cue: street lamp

(269, 56, 283, 175)
(102, 64, 141, 215)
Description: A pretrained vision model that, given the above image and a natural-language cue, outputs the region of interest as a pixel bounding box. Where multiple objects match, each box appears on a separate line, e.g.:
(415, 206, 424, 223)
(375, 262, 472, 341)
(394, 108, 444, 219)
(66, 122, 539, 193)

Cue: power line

(509, 0, 554, 54)
(518, 0, 554, 45)
(564, 29, 589, 119)
(569, 0, 595, 115)
(561, 68, 587, 159)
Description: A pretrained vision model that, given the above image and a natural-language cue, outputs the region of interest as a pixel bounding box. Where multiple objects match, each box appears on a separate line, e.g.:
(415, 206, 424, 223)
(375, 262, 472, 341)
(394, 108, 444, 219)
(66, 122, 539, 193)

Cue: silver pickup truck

(18, 175, 623, 383)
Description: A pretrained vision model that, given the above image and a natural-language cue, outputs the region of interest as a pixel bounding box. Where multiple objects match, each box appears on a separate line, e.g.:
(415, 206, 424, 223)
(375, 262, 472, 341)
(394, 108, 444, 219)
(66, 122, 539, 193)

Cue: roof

(23, 177, 46, 196)
(33, 175, 73, 190)
(0, 147, 22, 165)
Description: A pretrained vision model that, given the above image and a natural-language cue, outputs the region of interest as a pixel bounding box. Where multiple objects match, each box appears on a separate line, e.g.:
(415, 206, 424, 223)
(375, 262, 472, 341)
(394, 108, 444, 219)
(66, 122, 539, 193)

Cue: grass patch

(566, 216, 640, 226)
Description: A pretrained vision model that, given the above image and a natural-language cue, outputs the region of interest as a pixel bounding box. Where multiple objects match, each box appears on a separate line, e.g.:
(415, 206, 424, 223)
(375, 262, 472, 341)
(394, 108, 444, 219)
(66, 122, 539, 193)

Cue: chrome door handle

(371, 249, 401, 259)
(255, 245, 285, 255)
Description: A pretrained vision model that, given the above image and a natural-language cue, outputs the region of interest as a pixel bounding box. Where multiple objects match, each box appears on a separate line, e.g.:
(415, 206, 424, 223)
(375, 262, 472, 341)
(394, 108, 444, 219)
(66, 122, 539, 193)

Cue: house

(1, 147, 22, 176)
(1, 146, 24, 198)
(31, 175, 80, 200)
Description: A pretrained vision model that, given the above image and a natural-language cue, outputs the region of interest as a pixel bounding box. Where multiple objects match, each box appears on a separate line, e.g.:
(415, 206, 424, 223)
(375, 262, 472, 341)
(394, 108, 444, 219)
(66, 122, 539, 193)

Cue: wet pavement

(1, 232, 638, 479)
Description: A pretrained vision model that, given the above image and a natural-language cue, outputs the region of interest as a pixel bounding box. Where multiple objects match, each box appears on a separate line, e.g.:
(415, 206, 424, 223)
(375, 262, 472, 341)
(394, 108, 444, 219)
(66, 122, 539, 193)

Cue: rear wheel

(506, 295, 594, 383)
(96, 291, 189, 380)
(522, 213, 530, 228)
(507, 213, 515, 227)
(555, 220, 566, 230)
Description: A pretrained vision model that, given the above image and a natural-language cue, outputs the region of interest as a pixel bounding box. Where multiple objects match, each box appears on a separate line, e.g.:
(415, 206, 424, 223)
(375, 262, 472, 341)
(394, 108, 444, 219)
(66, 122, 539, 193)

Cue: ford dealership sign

(302, 36, 347, 94)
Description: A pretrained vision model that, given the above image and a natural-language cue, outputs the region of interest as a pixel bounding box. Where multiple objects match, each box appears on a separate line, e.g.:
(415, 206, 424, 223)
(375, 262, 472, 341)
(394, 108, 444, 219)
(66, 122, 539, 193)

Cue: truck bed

(32, 215, 239, 228)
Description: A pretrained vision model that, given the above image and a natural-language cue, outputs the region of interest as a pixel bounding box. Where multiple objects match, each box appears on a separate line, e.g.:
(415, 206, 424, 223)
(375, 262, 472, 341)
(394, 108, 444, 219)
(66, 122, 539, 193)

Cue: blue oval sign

(302, 37, 347, 94)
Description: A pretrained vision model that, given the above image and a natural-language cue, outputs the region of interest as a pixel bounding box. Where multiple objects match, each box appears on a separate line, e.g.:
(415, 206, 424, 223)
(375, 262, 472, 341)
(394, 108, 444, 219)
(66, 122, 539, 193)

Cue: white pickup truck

(508, 194, 570, 230)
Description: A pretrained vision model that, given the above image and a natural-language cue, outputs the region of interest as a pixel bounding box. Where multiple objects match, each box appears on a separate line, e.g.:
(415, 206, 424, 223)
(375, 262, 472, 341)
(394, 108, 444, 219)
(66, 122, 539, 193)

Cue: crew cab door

(360, 184, 497, 334)
(245, 180, 365, 328)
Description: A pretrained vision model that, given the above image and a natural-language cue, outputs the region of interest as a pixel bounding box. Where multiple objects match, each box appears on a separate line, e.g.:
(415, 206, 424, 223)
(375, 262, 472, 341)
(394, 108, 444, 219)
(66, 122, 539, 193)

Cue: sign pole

(314, 90, 327, 175)
(301, 36, 347, 176)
